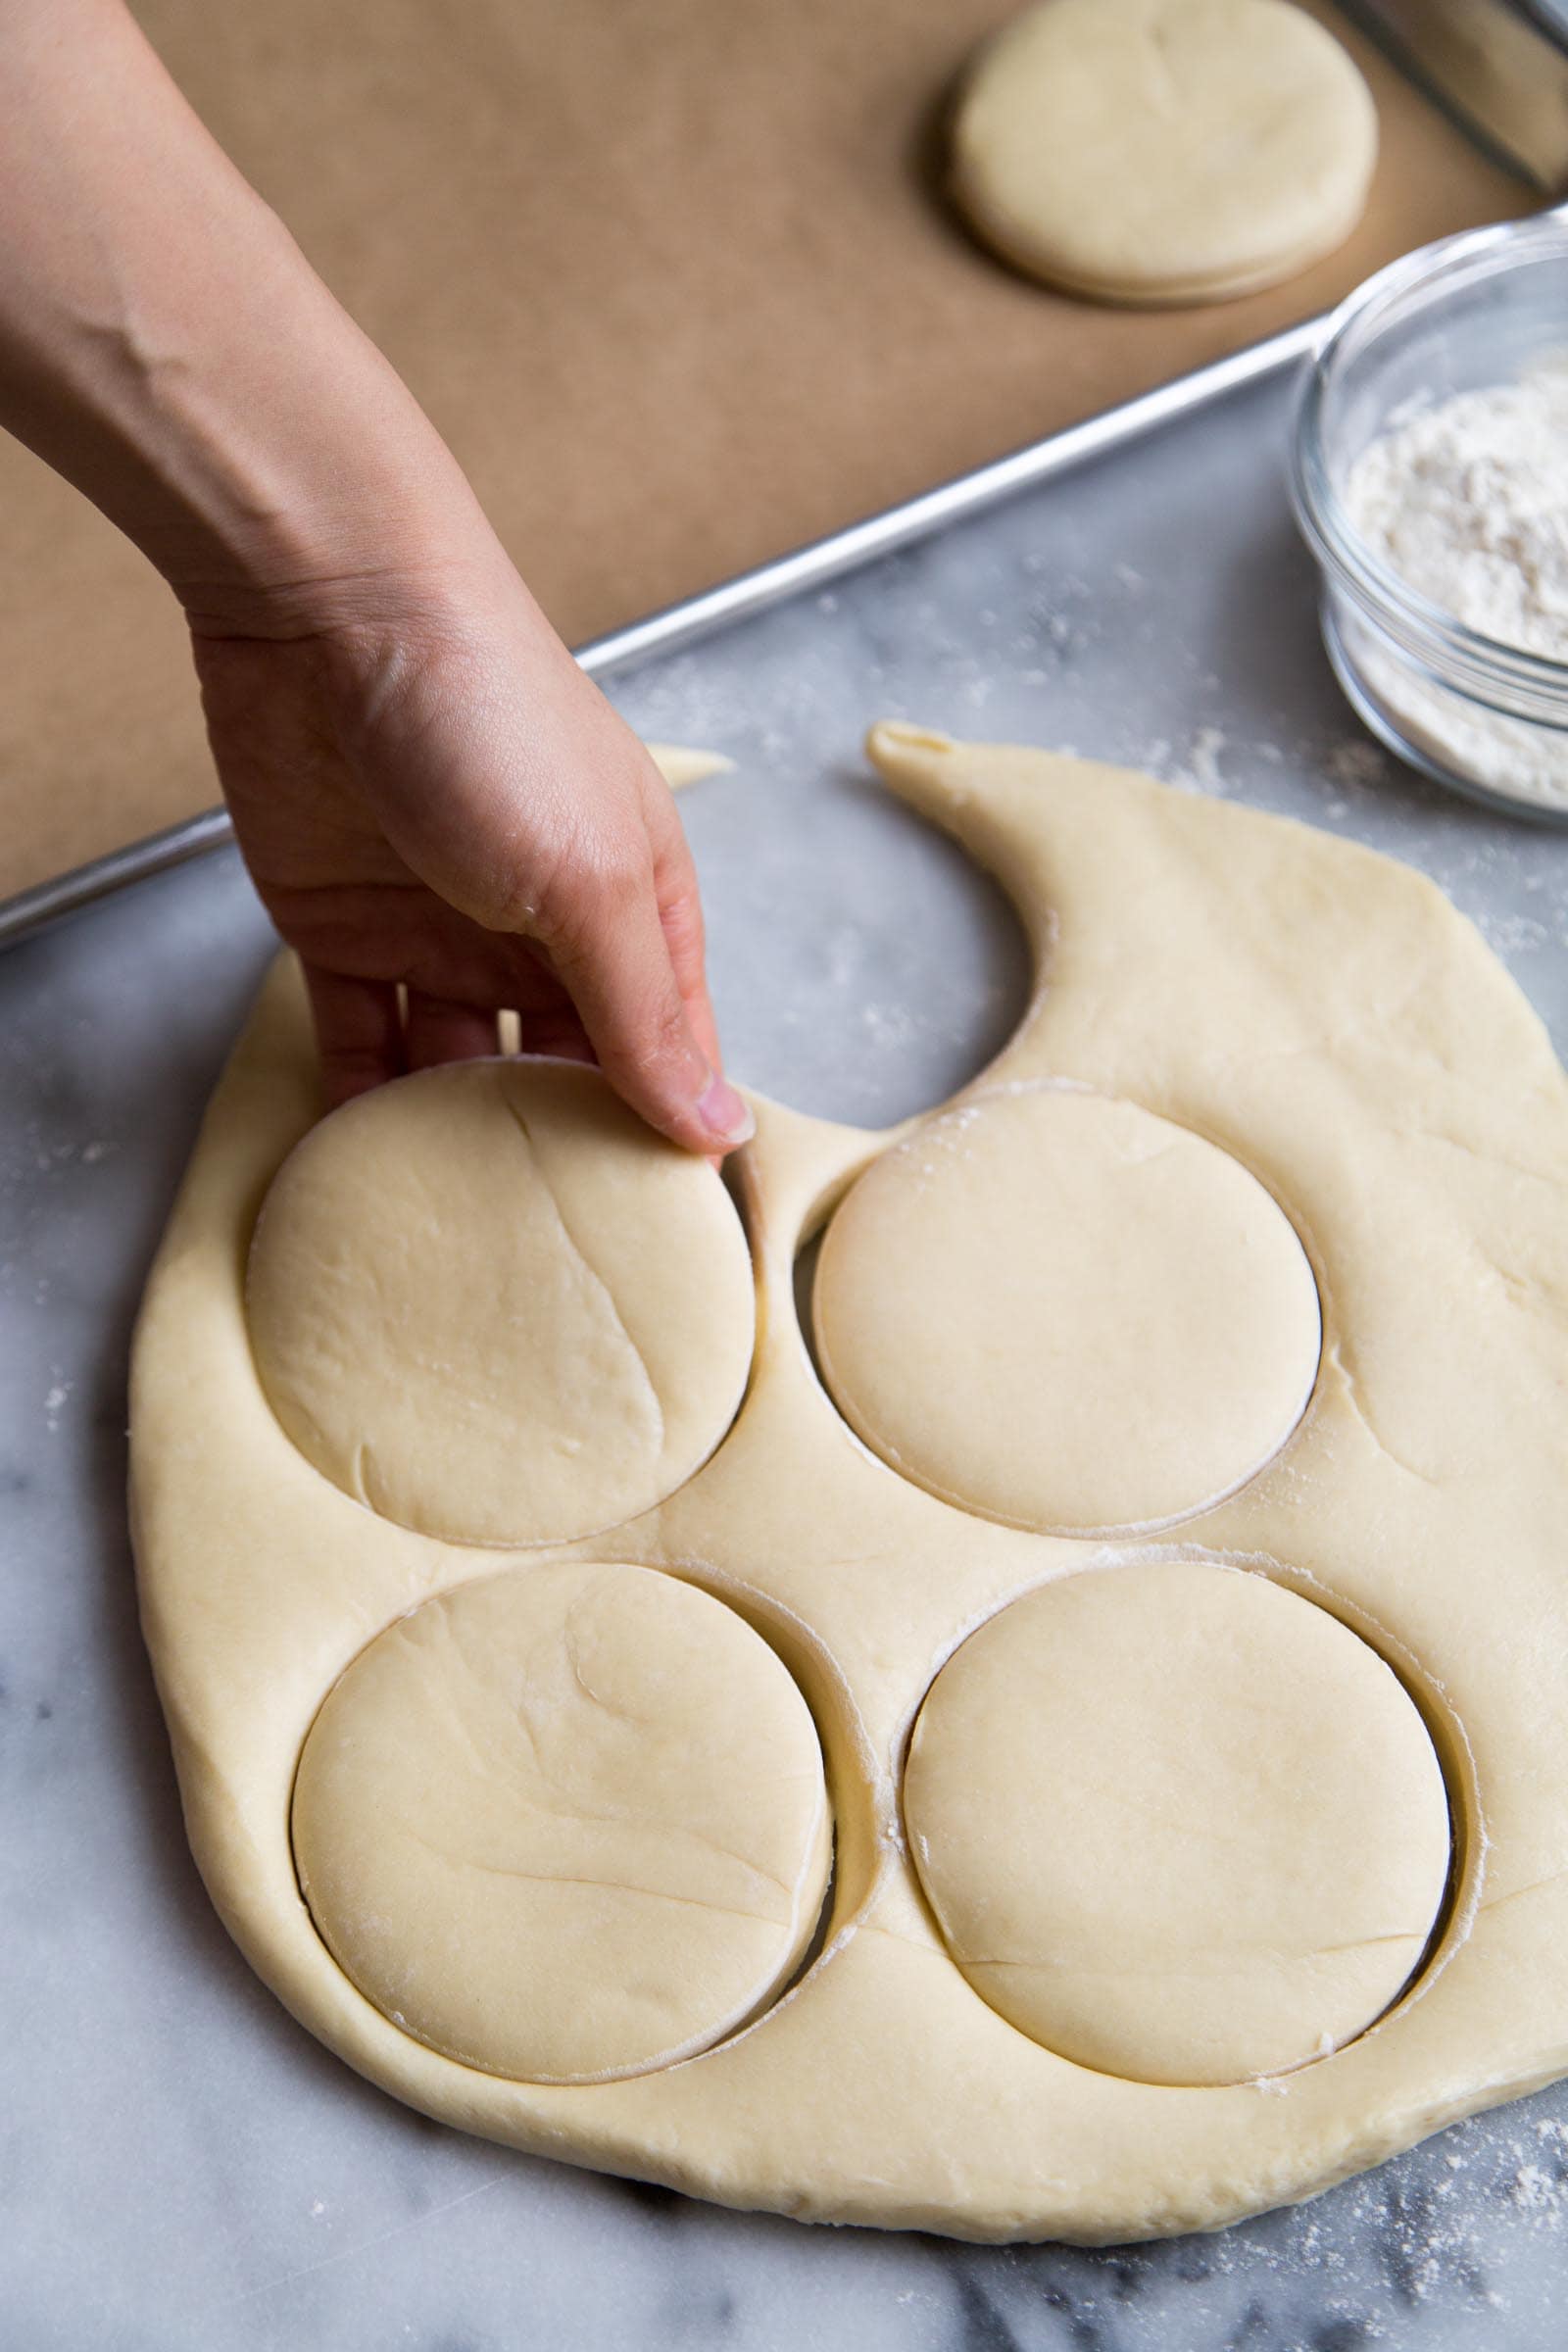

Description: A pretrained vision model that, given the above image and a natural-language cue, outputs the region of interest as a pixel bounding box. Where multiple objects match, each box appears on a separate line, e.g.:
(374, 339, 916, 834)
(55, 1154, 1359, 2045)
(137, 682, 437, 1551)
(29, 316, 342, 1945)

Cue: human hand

(0, 1, 749, 1152)
(190, 556, 753, 1157)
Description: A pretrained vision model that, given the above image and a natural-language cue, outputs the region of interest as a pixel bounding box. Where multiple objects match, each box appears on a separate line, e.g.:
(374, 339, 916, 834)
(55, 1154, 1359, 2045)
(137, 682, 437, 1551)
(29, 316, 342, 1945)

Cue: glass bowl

(1291, 213, 1568, 824)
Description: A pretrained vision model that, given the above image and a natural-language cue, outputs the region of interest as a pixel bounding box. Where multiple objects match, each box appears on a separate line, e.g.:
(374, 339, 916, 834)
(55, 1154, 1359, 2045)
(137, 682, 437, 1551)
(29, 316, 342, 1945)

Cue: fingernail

(698, 1072, 755, 1146)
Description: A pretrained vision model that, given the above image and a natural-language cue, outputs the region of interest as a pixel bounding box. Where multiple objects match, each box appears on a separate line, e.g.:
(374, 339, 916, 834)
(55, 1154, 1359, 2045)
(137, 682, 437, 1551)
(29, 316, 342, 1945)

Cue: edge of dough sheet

(128, 726, 1568, 2242)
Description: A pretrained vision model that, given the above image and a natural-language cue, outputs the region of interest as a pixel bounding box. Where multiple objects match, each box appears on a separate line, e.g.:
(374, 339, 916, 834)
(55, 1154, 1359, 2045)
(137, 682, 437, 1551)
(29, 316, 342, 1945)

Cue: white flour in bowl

(1340, 362, 1568, 808)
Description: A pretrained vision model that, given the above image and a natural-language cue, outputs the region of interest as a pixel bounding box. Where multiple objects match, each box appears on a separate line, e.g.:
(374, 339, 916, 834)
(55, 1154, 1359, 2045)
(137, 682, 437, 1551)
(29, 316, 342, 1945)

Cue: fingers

(405, 990, 499, 1071)
(646, 787, 724, 1079)
(548, 855, 753, 1156)
(306, 967, 580, 1104)
(303, 965, 406, 1106)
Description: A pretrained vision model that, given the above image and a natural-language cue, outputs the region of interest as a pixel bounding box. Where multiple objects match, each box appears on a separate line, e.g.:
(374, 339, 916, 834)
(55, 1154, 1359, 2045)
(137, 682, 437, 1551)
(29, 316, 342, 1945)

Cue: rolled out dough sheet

(129, 728, 1568, 2241)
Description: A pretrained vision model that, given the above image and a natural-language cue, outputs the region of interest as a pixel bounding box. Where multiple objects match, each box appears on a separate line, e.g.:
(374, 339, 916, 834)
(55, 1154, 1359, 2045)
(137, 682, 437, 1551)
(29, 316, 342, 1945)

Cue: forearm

(0, 0, 487, 630)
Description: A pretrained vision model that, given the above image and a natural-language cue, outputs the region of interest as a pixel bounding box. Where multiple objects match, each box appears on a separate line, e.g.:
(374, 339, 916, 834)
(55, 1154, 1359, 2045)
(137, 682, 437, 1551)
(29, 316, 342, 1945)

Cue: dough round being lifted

(813, 1086, 1320, 1534)
(905, 1560, 1451, 2085)
(950, 0, 1378, 306)
(247, 1058, 755, 1547)
(293, 1561, 833, 2082)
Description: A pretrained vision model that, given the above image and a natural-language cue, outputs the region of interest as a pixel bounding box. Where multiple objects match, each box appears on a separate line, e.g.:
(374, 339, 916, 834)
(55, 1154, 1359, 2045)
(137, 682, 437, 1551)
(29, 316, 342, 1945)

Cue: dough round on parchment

(905, 1561, 1451, 2086)
(950, 0, 1378, 306)
(812, 1086, 1320, 1534)
(246, 1058, 755, 1547)
(292, 1561, 833, 2082)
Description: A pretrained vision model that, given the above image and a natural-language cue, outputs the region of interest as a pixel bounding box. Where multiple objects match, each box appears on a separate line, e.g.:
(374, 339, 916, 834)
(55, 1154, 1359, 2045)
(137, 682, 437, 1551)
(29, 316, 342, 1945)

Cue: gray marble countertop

(7, 368, 1568, 2352)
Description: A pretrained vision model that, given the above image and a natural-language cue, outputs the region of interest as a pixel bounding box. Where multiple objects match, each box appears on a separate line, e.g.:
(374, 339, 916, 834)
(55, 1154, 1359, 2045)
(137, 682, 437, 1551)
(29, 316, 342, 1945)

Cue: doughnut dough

(813, 1086, 1321, 1533)
(292, 1561, 832, 2083)
(246, 1056, 755, 1547)
(130, 726, 1568, 2242)
(950, 0, 1379, 306)
(905, 1561, 1451, 2086)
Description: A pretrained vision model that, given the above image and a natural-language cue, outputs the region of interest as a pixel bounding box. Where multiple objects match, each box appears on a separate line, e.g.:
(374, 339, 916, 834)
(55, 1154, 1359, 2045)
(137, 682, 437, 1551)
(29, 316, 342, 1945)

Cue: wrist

(160, 325, 498, 644)
(173, 466, 503, 648)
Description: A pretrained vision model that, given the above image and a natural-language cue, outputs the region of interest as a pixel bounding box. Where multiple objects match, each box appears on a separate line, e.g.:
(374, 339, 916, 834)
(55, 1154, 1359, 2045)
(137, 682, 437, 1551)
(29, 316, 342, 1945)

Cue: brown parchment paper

(0, 0, 1524, 905)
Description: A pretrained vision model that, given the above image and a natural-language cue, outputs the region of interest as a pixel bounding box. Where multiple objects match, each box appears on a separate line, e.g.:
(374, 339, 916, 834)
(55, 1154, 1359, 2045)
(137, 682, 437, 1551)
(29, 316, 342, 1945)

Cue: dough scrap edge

(127, 730, 1568, 2239)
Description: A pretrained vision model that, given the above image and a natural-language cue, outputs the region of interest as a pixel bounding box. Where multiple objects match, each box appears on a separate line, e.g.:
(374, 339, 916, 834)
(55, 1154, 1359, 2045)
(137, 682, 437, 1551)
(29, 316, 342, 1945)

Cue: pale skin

(0, 0, 753, 1153)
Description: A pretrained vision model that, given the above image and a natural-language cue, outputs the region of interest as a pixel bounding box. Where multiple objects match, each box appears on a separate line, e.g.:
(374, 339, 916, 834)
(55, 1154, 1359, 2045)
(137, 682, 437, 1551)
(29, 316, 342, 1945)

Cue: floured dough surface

(292, 1561, 832, 2083)
(905, 1559, 1451, 2085)
(813, 1087, 1321, 1533)
(246, 1057, 755, 1547)
(950, 0, 1378, 306)
(129, 726, 1568, 2243)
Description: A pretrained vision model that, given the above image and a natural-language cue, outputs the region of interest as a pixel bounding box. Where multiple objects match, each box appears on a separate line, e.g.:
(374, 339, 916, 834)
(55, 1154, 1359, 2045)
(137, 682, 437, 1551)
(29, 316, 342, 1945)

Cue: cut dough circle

(292, 1561, 833, 2083)
(812, 1086, 1321, 1534)
(905, 1561, 1451, 2086)
(246, 1058, 755, 1547)
(950, 0, 1378, 307)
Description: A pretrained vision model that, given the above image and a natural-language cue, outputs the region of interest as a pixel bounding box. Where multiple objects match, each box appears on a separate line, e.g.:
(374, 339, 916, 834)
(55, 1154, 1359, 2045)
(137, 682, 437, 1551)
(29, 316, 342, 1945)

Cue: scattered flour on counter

(1326, 737, 1389, 792)
(1512, 2163, 1555, 2211)
(1153, 723, 1231, 796)
(861, 1002, 918, 1050)
(1182, 724, 1229, 792)
(1478, 908, 1550, 957)
(1341, 364, 1568, 808)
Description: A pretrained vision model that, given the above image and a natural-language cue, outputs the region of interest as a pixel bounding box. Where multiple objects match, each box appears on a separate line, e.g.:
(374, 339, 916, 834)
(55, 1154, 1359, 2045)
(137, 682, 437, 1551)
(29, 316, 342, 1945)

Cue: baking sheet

(0, 0, 1525, 908)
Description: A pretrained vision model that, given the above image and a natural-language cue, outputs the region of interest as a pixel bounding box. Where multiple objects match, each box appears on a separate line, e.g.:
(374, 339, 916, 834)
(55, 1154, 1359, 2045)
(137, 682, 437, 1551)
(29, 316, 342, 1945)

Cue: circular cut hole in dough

(246, 1059, 756, 1546)
(949, 0, 1378, 307)
(292, 1561, 834, 2083)
(811, 1086, 1321, 1535)
(905, 1560, 1452, 2086)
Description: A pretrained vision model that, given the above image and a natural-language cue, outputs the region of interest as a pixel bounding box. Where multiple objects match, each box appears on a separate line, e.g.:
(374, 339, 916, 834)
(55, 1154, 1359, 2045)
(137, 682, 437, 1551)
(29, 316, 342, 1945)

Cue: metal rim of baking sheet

(0, 306, 1367, 955)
